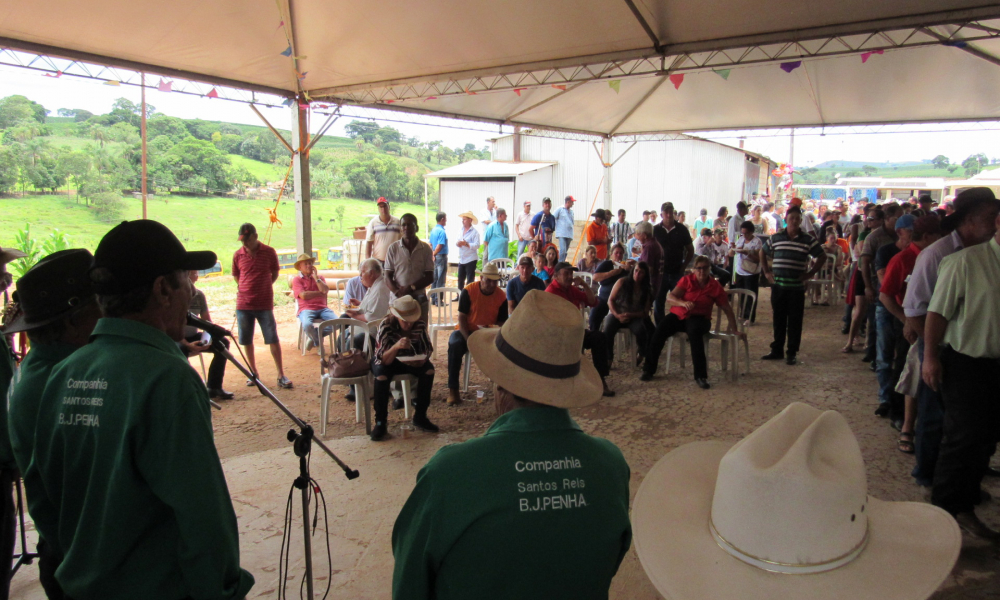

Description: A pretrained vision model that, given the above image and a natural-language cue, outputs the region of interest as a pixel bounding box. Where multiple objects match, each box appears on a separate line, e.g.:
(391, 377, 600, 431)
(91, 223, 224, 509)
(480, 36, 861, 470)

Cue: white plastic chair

(613, 328, 638, 368)
(428, 287, 460, 359)
(330, 278, 349, 313)
(705, 289, 757, 382)
(318, 318, 373, 436)
(806, 253, 838, 305)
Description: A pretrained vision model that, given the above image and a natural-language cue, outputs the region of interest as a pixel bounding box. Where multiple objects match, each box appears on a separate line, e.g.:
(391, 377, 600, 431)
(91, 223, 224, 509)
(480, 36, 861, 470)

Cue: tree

(962, 153, 989, 177)
(931, 155, 950, 169)
(0, 95, 47, 128)
(344, 120, 381, 142)
(166, 136, 232, 193)
(147, 115, 190, 142)
(861, 165, 878, 176)
(383, 141, 402, 155)
(92, 192, 128, 222)
(947, 165, 959, 173)
(73, 109, 94, 122)
(60, 151, 93, 199)
(0, 146, 19, 194)
(239, 131, 285, 163)
(341, 151, 409, 201)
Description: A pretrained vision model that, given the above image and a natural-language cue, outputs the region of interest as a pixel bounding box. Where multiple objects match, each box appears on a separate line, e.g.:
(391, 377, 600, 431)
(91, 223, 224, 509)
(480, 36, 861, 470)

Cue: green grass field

(228, 154, 284, 183)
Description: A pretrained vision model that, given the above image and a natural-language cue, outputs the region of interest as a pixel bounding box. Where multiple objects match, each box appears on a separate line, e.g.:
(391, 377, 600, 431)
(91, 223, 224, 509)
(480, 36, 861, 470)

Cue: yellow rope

(263, 156, 296, 246)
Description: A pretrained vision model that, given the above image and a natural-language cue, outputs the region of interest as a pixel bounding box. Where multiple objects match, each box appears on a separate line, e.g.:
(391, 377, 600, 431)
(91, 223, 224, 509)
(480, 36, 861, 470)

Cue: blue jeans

(297, 308, 338, 345)
(433, 254, 448, 293)
(237, 309, 279, 345)
(875, 305, 905, 411)
(913, 338, 945, 487)
(517, 240, 529, 257)
(558, 237, 572, 262)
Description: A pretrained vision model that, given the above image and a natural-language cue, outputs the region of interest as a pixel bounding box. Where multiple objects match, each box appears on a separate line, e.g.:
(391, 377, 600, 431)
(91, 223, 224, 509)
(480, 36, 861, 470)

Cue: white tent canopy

(3, 1, 1000, 135)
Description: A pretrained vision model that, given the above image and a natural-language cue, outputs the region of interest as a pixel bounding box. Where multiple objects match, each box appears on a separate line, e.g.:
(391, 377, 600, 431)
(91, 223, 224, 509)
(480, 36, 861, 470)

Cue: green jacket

(8, 342, 76, 475)
(25, 318, 254, 600)
(392, 405, 632, 600)
(0, 335, 15, 470)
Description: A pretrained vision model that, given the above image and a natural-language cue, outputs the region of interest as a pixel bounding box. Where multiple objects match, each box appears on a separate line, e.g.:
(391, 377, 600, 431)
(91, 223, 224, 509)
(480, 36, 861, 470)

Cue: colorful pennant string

(608, 80, 621, 93)
(513, 88, 527, 96)
(424, 96, 437, 102)
(669, 73, 684, 90)
(281, 45, 292, 57)
(780, 61, 802, 73)
(551, 84, 567, 91)
(943, 40, 969, 48)
(713, 69, 730, 80)
(465, 88, 477, 95)
(43, 71, 62, 78)
(860, 49, 884, 63)
(157, 79, 172, 92)
(206, 88, 219, 98)
(104, 80, 120, 86)
(282, 98, 294, 106)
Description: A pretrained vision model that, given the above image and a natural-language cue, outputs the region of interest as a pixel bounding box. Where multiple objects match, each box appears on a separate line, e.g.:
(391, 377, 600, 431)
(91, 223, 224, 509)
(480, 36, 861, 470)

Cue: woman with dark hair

(602, 260, 653, 365)
(542, 245, 559, 277)
(712, 206, 729, 233)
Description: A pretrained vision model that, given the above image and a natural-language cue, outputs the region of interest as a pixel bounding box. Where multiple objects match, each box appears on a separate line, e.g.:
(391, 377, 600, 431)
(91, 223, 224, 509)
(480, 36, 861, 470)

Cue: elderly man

(455, 211, 480, 291)
(923, 209, 1000, 540)
(506, 255, 546, 314)
(24, 220, 254, 600)
(429, 211, 448, 295)
(760, 207, 826, 366)
(530, 197, 557, 247)
(652, 202, 694, 324)
(552, 195, 576, 261)
(292, 253, 337, 349)
(902, 189, 1000, 488)
(447, 263, 508, 405)
(514, 200, 534, 257)
(546, 262, 614, 397)
(392, 290, 632, 600)
(384, 213, 434, 324)
(366, 196, 402, 261)
(2, 249, 101, 599)
(483, 207, 510, 264)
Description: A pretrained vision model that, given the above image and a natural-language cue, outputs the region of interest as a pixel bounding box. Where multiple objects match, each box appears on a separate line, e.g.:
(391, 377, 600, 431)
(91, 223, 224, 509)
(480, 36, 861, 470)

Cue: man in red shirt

(546, 262, 614, 396)
(292, 253, 337, 350)
(232, 223, 292, 389)
(641, 255, 742, 389)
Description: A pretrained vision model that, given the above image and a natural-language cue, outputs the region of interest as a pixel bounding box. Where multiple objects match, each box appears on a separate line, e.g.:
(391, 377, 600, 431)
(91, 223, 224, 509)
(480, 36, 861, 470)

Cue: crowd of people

(1, 183, 999, 599)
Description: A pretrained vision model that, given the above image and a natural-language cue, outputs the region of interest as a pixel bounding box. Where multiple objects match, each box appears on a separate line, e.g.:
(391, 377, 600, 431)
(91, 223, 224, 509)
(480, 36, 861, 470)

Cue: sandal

(841, 343, 856, 353)
(898, 432, 915, 454)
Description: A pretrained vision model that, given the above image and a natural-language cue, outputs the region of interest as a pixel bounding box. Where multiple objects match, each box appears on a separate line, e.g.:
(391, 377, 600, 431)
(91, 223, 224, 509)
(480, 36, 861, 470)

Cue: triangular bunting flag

(275, 20, 284, 32)
(281, 45, 292, 57)
(297, 71, 308, 81)
(385, 100, 395, 104)
(104, 80, 120, 86)
(282, 98, 294, 106)
(608, 80, 621, 93)
(779, 61, 802, 73)
(669, 73, 684, 90)
(513, 87, 527, 96)
(424, 96, 437, 102)
(860, 49, 883, 63)
(465, 88, 477, 95)
(157, 79, 172, 92)
(206, 88, 219, 98)
(943, 40, 969, 48)
(44, 71, 62, 78)
(551, 84, 567, 91)
(713, 69, 730, 80)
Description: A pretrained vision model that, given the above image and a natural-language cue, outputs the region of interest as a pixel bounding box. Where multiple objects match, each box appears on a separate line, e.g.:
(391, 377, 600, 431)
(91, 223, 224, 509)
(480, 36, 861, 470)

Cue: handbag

(323, 348, 370, 378)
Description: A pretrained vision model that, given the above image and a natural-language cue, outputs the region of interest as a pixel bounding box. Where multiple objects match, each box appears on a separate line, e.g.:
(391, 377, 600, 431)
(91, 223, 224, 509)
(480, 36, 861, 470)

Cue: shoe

(345, 391, 356, 403)
(897, 432, 915, 454)
(985, 467, 1000, 478)
(412, 414, 439, 433)
(891, 419, 903, 432)
(841, 324, 850, 335)
(761, 352, 784, 361)
(602, 380, 616, 397)
(954, 511, 1000, 542)
(874, 404, 890, 418)
(869, 361, 877, 373)
(370, 421, 387, 441)
(447, 389, 462, 406)
(785, 354, 798, 366)
(305, 337, 315, 351)
(695, 378, 711, 390)
(277, 376, 294, 389)
(208, 388, 234, 400)
(639, 371, 654, 382)
(861, 354, 874, 363)
(393, 397, 405, 411)
(245, 378, 256, 387)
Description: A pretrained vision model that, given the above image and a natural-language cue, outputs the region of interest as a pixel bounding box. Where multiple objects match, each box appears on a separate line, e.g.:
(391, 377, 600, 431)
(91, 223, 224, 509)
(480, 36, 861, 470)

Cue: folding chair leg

(361, 380, 372, 435)
(320, 376, 331, 437)
(462, 352, 471, 393)
(401, 379, 412, 420)
(664, 337, 673, 374)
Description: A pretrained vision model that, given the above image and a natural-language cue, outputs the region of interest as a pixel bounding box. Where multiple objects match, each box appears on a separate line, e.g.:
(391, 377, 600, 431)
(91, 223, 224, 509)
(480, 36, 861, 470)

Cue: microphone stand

(209, 332, 359, 600)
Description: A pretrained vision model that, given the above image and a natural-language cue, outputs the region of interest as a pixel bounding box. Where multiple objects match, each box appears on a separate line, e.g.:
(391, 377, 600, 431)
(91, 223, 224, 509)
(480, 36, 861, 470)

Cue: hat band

(709, 518, 869, 575)
(495, 331, 580, 379)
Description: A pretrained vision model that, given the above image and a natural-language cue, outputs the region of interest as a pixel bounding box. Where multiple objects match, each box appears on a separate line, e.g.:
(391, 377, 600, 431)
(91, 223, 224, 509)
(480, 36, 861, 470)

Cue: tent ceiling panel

(2, 1, 1000, 133)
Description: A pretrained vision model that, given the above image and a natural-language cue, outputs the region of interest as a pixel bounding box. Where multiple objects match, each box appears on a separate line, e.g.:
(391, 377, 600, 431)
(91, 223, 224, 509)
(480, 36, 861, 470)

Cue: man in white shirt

(727, 201, 748, 248)
(514, 200, 534, 258)
(479, 197, 496, 235)
(456, 212, 481, 292)
(730, 220, 763, 323)
(365, 197, 402, 261)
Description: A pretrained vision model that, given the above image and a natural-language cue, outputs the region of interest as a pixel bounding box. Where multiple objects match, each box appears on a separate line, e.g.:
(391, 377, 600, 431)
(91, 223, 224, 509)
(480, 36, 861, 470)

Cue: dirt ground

(10, 289, 1000, 599)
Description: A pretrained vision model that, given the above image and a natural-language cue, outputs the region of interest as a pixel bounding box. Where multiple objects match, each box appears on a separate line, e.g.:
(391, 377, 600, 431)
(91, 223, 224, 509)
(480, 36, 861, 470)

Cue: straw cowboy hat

(633, 402, 960, 600)
(389, 296, 422, 323)
(3, 249, 95, 335)
(458, 211, 479, 225)
(0, 247, 27, 266)
(293, 252, 315, 270)
(476, 263, 501, 280)
(467, 290, 602, 408)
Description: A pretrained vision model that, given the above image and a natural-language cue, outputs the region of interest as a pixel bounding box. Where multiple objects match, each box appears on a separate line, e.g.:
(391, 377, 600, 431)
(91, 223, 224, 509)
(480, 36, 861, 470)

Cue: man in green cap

(392, 290, 632, 599)
(24, 220, 254, 600)
(3, 249, 102, 599)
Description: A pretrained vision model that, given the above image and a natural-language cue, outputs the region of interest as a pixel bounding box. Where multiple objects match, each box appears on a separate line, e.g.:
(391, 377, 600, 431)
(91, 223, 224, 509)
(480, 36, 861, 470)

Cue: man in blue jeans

(429, 212, 448, 301)
(552, 195, 576, 261)
(291, 254, 337, 349)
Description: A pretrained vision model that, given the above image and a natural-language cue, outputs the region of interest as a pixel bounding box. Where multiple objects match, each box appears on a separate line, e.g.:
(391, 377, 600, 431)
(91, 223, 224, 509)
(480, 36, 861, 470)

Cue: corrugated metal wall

(514, 168, 554, 207)
(609, 138, 747, 222)
(521, 137, 604, 208)
(491, 137, 514, 162)
(439, 178, 515, 260)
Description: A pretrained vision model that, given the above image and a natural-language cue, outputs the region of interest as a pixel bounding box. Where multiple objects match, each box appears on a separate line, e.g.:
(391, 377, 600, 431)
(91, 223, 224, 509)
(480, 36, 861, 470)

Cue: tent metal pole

(291, 98, 313, 258)
(141, 72, 148, 219)
(505, 83, 585, 121)
(621, 0, 663, 53)
(249, 104, 295, 154)
(609, 76, 667, 135)
(921, 27, 1000, 68)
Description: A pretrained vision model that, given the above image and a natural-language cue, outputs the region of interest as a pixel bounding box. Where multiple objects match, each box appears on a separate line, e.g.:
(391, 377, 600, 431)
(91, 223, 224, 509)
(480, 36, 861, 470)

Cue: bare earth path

(11, 290, 1000, 599)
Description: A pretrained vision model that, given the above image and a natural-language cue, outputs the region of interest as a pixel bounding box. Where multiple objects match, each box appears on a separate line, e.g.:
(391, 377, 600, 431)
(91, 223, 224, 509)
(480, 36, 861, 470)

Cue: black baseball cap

(554, 261, 576, 274)
(2, 249, 96, 334)
(90, 220, 217, 294)
(238, 222, 257, 241)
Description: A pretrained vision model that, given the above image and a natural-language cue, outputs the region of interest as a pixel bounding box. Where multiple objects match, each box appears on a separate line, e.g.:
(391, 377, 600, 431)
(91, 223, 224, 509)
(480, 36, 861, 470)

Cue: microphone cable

(278, 451, 334, 600)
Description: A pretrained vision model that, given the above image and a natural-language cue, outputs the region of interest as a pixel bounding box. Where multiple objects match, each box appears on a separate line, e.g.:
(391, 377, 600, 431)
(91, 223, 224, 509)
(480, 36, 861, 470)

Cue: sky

(4, 63, 1000, 167)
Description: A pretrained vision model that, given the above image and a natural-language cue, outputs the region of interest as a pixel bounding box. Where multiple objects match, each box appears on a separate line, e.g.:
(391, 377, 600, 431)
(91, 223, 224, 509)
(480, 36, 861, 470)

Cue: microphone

(187, 312, 232, 341)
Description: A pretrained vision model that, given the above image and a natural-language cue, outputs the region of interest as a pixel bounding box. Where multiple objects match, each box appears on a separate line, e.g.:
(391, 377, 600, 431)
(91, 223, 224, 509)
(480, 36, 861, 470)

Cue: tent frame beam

(621, 0, 664, 54)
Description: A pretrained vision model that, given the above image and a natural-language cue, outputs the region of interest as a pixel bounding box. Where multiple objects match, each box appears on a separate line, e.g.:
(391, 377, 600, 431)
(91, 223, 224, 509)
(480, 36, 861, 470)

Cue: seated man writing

(448, 263, 508, 405)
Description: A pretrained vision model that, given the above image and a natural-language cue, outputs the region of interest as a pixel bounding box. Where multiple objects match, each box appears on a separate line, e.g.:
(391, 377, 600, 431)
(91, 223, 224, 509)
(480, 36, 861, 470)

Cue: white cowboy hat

(475, 262, 501, 280)
(389, 296, 422, 323)
(468, 290, 601, 408)
(633, 403, 960, 600)
(458, 211, 479, 225)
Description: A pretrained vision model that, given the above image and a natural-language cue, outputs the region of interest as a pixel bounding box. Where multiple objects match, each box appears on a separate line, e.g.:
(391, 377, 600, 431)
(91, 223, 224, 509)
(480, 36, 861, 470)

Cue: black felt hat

(2, 249, 96, 334)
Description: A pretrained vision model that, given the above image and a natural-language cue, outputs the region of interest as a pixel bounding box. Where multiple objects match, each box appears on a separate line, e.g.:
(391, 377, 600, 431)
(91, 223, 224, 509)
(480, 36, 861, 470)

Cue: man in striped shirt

(759, 207, 826, 365)
(609, 209, 633, 248)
